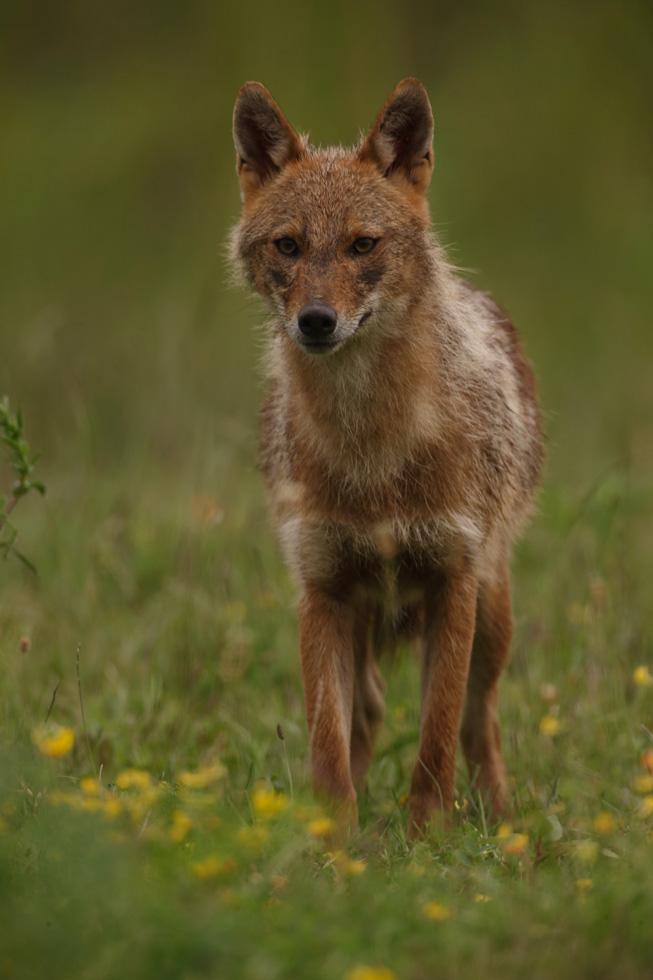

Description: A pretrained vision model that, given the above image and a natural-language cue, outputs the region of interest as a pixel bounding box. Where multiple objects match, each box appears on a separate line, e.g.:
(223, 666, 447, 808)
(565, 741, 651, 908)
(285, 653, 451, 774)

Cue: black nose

(297, 302, 337, 340)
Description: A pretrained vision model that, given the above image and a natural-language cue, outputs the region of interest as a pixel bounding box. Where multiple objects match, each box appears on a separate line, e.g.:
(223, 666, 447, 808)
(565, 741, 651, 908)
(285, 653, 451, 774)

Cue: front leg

(409, 565, 478, 836)
(298, 589, 357, 826)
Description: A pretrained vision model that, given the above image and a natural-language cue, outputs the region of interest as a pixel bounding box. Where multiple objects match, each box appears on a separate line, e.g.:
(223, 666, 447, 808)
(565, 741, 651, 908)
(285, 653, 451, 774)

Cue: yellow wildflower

(633, 665, 652, 687)
(80, 776, 101, 795)
(191, 855, 237, 879)
(496, 822, 513, 839)
(102, 797, 122, 820)
(169, 810, 193, 842)
(344, 858, 367, 876)
(637, 795, 653, 819)
(237, 825, 269, 850)
(539, 714, 561, 737)
(345, 968, 397, 980)
(573, 840, 598, 864)
(422, 901, 452, 921)
(503, 833, 529, 856)
(308, 817, 336, 838)
(592, 811, 616, 835)
(115, 769, 152, 791)
(576, 878, 593, 892)
(330, 850, 366, 876)
(178, 764, 227, 789)
(474, 893, 491, 903)
(251, 787, 289, 819)
(32, 725, 75, 759)
(633, 775, 653, 794)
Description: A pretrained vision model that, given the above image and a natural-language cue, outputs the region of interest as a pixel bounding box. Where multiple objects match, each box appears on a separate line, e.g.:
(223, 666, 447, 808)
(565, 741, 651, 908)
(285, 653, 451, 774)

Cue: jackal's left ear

(359, 78, 434, 195)
(233, 82, 305, 202)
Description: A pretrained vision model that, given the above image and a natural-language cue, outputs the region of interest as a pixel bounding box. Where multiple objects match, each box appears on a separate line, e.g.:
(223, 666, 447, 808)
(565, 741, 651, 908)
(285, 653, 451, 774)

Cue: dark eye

(275, 237, 299, 257)
(351, 237, 377, 255)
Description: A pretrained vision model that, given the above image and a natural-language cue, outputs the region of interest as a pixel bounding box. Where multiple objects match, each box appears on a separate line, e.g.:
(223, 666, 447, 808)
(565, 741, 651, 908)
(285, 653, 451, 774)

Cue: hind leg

(350, 607, 386, 789)
(460, 567, 512, 818)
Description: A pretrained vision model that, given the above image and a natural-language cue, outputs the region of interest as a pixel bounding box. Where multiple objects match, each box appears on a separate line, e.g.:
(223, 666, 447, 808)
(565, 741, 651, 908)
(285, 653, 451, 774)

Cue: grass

(1, 453, 652, 980)
(1, 3, 653, 977)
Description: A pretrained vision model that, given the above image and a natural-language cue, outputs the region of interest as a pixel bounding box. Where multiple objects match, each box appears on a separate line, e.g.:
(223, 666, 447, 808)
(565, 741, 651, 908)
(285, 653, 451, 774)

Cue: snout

(297, 302, 337, 350)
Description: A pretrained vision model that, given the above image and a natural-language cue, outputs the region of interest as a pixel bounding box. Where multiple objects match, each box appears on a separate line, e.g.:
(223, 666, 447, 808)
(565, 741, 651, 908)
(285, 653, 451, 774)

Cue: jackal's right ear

(233, 82, 304, 202)
(359, 78, 434, 195)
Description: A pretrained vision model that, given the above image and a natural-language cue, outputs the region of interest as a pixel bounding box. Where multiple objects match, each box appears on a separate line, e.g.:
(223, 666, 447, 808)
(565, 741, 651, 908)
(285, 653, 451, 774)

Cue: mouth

(358, 310, 372, 326)
(297, 338, 339, 355)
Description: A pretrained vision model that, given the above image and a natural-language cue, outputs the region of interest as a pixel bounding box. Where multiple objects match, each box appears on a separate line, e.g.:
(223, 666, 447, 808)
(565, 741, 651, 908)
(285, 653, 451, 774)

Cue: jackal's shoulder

(459, 279, 540, 421)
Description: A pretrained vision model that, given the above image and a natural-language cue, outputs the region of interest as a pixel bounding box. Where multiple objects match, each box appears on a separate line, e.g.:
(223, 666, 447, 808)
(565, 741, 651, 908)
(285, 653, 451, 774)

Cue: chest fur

(277, 509, 482, 598)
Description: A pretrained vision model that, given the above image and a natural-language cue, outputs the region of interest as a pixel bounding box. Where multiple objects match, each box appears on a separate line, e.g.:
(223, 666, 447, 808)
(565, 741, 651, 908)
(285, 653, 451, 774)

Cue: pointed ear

(359, 78, 434, 194)
(233, 82, 304, 201)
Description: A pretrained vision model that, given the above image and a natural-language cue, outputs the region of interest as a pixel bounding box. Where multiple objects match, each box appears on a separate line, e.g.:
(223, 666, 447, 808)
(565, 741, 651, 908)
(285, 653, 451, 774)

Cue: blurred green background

(2, 0, 652, 491)
(1, 7, 653, 977)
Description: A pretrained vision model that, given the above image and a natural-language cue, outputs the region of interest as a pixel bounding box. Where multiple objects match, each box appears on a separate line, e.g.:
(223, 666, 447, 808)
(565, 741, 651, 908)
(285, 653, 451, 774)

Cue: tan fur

(230, 78, 543, 834)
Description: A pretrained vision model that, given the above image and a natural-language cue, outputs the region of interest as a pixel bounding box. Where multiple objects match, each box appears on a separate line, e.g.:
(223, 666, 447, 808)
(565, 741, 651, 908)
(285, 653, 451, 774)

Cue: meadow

(1, 3, 652, 978)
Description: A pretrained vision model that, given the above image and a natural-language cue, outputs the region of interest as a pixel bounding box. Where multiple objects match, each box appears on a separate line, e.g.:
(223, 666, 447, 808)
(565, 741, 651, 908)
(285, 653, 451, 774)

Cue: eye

(351, 237, 378, 256)
(275, 237, 300, 257)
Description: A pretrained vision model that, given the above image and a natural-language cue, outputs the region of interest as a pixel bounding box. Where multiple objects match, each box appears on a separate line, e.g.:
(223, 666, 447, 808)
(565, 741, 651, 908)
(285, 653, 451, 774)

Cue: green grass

(1, 461, 652, 980)
(1, 2, 653, 977)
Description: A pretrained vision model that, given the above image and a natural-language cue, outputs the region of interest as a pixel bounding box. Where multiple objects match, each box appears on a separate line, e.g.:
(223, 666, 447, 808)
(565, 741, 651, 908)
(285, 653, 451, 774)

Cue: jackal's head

(230, 79, 435, 356)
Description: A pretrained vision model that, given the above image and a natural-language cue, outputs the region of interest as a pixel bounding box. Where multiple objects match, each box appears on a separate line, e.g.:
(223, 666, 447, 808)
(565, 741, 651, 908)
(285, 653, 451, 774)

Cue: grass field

(1, 3, 652, 978)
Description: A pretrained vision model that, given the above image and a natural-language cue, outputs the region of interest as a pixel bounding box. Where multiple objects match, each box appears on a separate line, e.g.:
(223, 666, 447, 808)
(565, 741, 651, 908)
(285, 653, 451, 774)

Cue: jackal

(230, 78, 543, 834)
